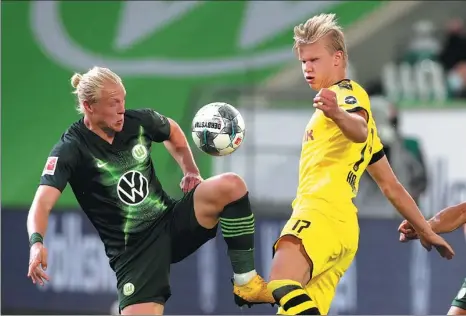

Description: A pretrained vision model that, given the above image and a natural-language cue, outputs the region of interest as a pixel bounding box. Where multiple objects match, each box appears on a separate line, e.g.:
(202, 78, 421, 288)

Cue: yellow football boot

(233, 274, 276, 308)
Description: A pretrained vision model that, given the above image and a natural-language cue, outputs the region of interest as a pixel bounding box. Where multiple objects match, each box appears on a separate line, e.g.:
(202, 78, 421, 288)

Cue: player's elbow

(354, 125, 368, 143)
(380, 180, 403, 201)
(349, 123, 367, 143)
(347, 113, 368, 143)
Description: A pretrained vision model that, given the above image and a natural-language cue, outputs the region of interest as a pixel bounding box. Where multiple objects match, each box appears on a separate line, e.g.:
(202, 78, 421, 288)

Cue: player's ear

(334, 51, 343, 67)
(82, 100, 92, 113)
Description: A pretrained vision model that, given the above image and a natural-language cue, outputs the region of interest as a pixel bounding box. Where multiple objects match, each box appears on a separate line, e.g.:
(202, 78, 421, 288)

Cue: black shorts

(114, 187, 218, 311)
(452, 278, 466, 310)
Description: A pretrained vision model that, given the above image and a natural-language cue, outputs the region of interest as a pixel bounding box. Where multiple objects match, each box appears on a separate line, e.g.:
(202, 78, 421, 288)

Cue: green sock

(220, 193, 256, 274)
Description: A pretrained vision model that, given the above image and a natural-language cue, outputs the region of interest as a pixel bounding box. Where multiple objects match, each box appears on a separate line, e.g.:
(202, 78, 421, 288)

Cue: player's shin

(219, 192, 257, 285)
(268, 280, 320, 315)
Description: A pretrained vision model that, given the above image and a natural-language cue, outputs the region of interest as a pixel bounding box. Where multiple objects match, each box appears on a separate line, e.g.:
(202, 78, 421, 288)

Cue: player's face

(298, 38, 342, 91)
(93, 82, 126, 133)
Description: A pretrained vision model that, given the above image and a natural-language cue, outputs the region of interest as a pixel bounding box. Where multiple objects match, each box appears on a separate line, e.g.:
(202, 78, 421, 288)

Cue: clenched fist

(313, 88, 341, 119)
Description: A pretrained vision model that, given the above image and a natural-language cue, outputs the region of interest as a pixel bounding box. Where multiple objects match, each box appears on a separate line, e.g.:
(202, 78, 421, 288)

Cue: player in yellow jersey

(265, 13, 455, 315)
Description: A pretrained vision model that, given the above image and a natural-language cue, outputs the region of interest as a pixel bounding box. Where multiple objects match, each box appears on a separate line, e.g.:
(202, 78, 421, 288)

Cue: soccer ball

(191, 102, 246, 156)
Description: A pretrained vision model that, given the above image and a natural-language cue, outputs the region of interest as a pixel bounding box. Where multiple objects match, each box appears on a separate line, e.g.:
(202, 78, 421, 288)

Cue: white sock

(233, 270, 257, 286)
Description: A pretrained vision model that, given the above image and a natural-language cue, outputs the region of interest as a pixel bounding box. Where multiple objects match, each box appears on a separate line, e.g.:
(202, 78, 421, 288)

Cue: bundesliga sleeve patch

(42, 156, 58, 176)
(344, 96, 357, 105)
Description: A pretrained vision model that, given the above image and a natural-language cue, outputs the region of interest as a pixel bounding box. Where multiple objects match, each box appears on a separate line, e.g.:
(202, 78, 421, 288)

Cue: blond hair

(70, 66, 124, 114)
(293, 13, 348, 62)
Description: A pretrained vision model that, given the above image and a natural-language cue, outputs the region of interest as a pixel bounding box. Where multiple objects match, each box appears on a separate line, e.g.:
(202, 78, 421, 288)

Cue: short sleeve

(140, 109, 171, 142)
(369, 128, 385, 165)
(333, 82, 369, 122)
(338, 93, 369, 122)
(39, 139, 78, 192)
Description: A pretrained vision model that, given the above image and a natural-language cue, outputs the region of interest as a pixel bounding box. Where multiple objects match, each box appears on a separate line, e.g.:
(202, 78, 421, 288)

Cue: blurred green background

(1, 1, 381, 207)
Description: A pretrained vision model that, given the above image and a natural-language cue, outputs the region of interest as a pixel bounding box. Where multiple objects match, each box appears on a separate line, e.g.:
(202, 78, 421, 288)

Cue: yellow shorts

(274, 208, 359, 315)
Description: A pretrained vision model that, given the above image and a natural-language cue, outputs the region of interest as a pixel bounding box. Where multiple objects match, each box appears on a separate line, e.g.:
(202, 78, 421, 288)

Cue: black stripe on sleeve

(346, 106, 369, 122)
(369, 149, 385, 165)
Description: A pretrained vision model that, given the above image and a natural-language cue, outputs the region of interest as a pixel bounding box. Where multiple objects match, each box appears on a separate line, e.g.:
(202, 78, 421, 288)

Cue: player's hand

(398, 220, 419, 242)
(180, 172, 203, 193)
(418, 231, 455, 260)
(313, 88, 340, 119)
(27, 242, 50, 286)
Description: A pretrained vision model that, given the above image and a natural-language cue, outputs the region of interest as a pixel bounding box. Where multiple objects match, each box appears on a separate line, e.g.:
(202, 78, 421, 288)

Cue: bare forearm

(384, 182, 431, 234)
(331, 109, 368, 143)
(428, 203, 466, 234)
(171, 145, 199, 175)
(27, 200, 51, 238)
(27, 186, 62, 239)
(165, 121, 199, 175)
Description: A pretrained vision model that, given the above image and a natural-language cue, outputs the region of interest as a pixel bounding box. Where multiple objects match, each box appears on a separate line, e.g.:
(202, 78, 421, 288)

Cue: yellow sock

(267, 280, 320, 315)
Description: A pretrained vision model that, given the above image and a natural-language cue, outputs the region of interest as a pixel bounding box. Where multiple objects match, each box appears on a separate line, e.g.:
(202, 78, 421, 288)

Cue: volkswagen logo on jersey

(117, 170, 149, 206)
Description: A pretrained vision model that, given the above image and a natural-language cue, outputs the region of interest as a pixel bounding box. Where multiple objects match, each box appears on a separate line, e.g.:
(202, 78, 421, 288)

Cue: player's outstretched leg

(192, 172, 274, 307)
(268, 236, 320, 315)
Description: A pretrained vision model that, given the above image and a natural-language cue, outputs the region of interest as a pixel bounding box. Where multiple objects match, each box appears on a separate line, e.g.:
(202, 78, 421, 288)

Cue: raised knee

(215, 172, 247, 203)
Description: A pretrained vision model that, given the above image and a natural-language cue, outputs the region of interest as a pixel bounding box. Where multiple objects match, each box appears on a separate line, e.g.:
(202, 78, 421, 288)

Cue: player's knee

(195, 172, 247, 217)
(214, 172, 248, 204)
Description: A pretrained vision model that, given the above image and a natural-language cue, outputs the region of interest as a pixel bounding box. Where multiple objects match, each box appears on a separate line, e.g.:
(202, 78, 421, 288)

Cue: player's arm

(143, 109, 199, 175)
(27, 184, 61, 285)
(400, 202, 466, 241)
(27, 186, 61, 240)
(164, 118, 200, 175)
(428, 203, 466, 234)
(367, 155, 433, 234)
(27, 141, 77, 284)
(330, 108, 368, 143)
(28, 143, 76, 241)
(314, 89, 368, 143)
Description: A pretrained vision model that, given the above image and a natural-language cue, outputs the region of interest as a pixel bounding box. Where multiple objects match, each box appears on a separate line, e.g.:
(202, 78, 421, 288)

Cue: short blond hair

(71, 66, 124, 114)
(293, 13, 348, 61)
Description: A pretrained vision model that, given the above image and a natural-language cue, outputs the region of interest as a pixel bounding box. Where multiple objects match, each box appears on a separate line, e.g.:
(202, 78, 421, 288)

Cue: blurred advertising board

(2, 208, 465, 315)
(400, 109, 466, 216)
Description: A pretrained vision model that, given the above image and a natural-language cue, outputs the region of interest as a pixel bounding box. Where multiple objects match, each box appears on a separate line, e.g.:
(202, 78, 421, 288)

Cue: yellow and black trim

(369, 149, 385, 165)
(346, 106, 369, 123)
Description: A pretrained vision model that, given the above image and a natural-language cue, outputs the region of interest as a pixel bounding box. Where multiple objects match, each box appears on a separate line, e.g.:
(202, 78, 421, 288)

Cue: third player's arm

(428, 202, 466, 234)
(164, 118, 200, 175)
(367, 156, 432, 234)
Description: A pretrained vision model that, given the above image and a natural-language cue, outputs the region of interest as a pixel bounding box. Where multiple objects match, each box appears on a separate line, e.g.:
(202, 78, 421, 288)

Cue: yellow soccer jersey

(292, 79, 384, 216)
